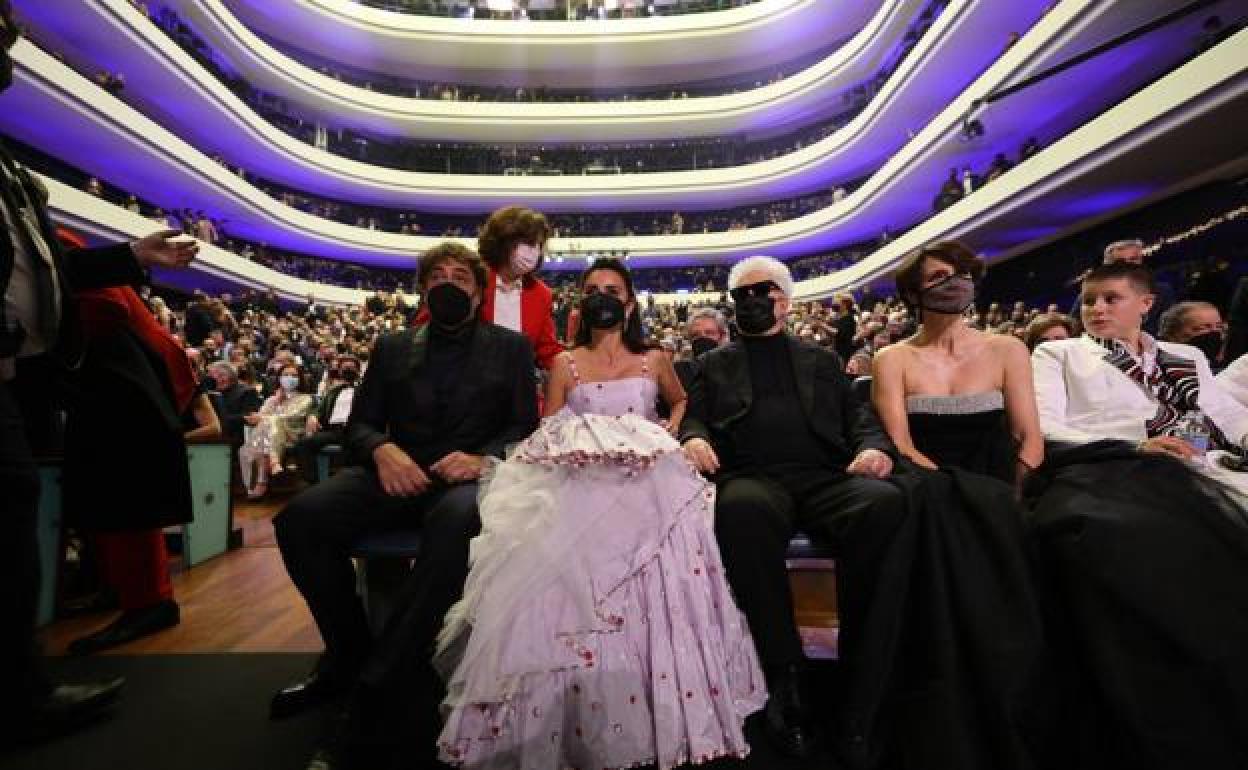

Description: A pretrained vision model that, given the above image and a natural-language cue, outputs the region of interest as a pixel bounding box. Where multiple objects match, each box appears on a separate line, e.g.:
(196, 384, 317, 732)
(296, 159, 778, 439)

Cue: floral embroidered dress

(435, 354, 766, 770)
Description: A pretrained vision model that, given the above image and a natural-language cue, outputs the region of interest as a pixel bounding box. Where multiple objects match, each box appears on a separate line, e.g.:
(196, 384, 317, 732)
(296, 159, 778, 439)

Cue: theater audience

(1029, 260, 1248, 766)
(292, 355, 360, 483)
(1158, 299, 1227, 370)
(238, 364, 313, 499)
(1022, 311, 1077, 351)
(677, 306, 729, 386)
(435, 258, 764, 769)
(680, 256, 902, 760)
(271, 243, 537, 769)
(208, 361, 261, 445)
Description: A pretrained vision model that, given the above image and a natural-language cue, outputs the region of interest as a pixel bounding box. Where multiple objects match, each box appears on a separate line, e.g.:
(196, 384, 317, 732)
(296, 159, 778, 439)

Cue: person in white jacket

(1026, 261, 1248, 768)
(1033, 262, 1248, 494)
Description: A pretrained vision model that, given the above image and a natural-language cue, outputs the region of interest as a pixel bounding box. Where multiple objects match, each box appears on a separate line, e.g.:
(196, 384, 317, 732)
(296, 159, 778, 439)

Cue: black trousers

(714, 468, 907, 675)
(292, 427, 346, 483)
(273, 467, 479, 681)
(0, 357, 62, 715)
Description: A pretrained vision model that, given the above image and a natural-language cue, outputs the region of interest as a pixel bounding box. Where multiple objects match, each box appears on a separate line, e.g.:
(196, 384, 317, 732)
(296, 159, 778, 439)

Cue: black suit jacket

(216, 382, 262, 443)
(0, 142, 145, 366)
(347, 322, 538, 467)
(679, 334, 895, 477)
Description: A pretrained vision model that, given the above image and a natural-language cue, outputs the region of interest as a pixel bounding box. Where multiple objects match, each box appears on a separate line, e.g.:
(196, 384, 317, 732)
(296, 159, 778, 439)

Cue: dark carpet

(4, 654, 842, 770)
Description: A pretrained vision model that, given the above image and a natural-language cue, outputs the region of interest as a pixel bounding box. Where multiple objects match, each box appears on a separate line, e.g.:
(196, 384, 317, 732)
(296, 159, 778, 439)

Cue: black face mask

(581, 292, 626, 329)
(340, 369, 359, 384)
(1188, 331, 1224, 364)
(425, 283, 474, 328)
(731, 281, 780, 335)
(690, 336, 718, 358)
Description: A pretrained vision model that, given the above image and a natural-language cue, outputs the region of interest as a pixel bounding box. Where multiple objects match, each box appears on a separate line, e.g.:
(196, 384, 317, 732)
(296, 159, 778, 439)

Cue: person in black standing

(680, 256, 905, 762)
(269, 243, 537, 739)
(0, 0, 198, 742)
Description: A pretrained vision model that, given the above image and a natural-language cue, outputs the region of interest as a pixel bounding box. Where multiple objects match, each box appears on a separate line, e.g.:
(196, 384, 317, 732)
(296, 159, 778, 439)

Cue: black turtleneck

(427, 321, 475, 413)
(730, 333, 837, 474)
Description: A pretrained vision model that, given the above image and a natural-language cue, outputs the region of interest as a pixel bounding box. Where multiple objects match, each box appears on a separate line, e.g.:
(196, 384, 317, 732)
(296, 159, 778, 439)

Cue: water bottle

(1174, 410, 1210, 458)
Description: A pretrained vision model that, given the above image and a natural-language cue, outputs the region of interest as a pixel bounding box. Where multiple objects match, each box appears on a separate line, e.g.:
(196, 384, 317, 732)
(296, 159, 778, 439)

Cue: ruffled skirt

(435, 413, 767, 769)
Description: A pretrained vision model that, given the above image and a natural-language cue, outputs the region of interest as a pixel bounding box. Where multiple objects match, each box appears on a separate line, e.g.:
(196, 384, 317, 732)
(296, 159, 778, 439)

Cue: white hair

(1103, 239, 1144, 261)
(686, 307, 729, 339)
(727, 255, 794, 298)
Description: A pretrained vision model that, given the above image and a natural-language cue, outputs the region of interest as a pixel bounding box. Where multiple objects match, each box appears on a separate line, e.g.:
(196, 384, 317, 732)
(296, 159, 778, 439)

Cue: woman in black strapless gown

(868, 244, 1049, 770)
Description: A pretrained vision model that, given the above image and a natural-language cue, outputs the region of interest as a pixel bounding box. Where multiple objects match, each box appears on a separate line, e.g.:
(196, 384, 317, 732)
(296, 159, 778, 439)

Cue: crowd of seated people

(145, 2, 944, 104)
(356, 0, 757, 21)
(93, 231, 1248, 770)
(931, 136, 1042, 212)
(22, 5, 951, 177)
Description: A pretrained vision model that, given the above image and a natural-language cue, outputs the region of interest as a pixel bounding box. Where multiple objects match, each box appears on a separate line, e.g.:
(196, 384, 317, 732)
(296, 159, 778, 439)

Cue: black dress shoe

(60, 589, 121, 617)
(15, 678, 125, 744)
(270, 671, 351, 720)
(67, 600, 180, 656)
(764, 664, 815, 758)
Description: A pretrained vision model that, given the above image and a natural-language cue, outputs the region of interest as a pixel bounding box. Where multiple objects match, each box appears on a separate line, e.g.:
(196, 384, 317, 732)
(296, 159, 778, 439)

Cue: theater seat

(350, 530, 422, 632)
(786, 533, 833, 560)
(315, 444, 344, 482)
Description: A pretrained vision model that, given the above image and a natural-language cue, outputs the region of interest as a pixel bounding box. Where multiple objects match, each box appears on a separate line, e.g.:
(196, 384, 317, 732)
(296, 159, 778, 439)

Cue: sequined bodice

(566, 377, 659, 421)
(906, 391, 1014, 482)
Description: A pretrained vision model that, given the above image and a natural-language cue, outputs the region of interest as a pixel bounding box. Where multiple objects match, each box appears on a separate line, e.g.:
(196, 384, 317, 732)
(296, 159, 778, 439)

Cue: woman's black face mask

(581, 292, 627, 329)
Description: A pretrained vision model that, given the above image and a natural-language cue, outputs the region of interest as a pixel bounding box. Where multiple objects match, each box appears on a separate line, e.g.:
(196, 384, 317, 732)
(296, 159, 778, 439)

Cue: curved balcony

(10, 14, 1242, 279)
(145, 0, 923, 143)
(219, 0, 859, 89)
(12, 0, 1069, 212)
(39, 29, 1248, 306)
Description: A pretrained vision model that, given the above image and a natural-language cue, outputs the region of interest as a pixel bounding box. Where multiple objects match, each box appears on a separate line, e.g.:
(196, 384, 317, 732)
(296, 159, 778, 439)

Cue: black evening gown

(864, 393, 1048, 770)
(1021, 439, 1248, 770)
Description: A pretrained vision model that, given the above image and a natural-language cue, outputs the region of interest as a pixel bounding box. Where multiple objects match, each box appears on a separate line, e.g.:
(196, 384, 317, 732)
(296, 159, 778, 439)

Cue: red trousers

(94, 530, 173, 610)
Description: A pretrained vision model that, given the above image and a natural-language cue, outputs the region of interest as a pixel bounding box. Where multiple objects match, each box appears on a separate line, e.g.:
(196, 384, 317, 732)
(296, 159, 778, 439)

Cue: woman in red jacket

(416, 205, 562, 371)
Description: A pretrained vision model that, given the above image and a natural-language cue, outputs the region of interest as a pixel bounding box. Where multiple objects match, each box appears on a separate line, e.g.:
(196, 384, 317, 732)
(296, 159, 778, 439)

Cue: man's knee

(715, 480, 787, 542)
(274, 483, 341, 547)
(422, 485, 481, 542)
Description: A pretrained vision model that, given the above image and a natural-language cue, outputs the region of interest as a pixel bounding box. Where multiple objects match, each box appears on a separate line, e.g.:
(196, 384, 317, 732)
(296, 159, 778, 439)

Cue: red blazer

(414, 268, 563, 371)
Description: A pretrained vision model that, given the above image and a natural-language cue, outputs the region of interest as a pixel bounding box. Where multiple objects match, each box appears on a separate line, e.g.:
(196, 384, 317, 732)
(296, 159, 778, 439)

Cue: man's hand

(244, 413, 261, 427)
(682, 438, 720, 474)
(847, 448, 893, 478)
(132, 229, 198, 269)
(430, 451, 485, 484)
(1138, 435, 1198, 461)
(373, 442, 431, 496)
(305, 415, 321, 434)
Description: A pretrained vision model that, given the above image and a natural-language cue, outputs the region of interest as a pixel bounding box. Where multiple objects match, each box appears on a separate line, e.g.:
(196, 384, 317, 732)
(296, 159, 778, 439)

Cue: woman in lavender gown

(435, 259, 766, 769)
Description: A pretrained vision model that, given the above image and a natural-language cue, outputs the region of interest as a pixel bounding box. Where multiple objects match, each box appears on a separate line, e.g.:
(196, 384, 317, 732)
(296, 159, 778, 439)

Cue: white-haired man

(679, 255, 904, 760)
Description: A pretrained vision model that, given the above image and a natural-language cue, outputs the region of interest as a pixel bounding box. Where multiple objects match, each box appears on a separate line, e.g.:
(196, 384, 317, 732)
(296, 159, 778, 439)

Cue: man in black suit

(206, 361, 260, 444)
(0, 1, 199, 742)
(680, 256, 904, 760)
(291, 355, 360, 483)
(270, 243, 537, 725)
